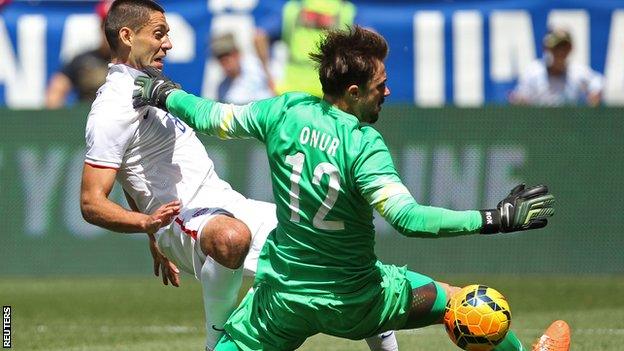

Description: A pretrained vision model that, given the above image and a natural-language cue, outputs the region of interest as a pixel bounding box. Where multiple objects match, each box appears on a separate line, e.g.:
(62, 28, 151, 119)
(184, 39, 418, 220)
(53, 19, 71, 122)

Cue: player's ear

(346, 84, 359, 101)
(119, 27, 133, 48)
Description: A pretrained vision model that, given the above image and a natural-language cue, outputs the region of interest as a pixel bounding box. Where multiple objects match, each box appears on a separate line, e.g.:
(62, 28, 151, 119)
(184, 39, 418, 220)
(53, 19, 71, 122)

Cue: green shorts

(218, 262, 447, 351)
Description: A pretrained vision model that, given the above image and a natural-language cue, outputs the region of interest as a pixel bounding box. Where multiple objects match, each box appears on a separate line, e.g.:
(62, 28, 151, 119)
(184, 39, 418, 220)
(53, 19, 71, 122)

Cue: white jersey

(84, 64, 279, 351)
(512, 59, 603, 106)
(85, 64, 245, 215)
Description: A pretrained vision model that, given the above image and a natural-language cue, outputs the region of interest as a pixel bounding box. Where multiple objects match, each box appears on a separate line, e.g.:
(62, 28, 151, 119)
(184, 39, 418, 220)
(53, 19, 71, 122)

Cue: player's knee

(201, 215, 251, 269)
(221, 219, 252, 268)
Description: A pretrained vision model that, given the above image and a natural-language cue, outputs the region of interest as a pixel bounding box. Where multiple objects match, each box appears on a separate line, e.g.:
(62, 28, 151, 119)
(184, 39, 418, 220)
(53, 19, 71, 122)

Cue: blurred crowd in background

(0, 0, 618, 109)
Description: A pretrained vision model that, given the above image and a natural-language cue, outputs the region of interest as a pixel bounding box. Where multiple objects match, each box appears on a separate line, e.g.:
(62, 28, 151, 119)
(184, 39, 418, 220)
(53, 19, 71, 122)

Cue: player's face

(358, 61, 390, 124)
(128, 11, 172, 70)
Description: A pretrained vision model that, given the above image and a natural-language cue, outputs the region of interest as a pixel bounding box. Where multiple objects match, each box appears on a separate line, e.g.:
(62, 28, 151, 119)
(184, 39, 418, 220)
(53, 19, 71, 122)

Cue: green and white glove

(480, 184, 555, 234)
(133, 66, 181, 111)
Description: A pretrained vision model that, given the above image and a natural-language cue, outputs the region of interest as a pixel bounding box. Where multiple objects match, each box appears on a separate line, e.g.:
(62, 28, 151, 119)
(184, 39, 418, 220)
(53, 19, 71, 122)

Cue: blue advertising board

(0, 0, 623, 107)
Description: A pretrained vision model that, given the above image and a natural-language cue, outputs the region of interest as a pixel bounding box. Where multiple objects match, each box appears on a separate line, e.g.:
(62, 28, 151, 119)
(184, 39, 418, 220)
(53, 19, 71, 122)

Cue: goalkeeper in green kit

(134, 26, 570, 351)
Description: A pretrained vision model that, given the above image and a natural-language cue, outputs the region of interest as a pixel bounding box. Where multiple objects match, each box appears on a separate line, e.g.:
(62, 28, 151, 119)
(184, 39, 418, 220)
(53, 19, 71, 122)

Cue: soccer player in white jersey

(510, 28, 603, 106)
(80, 1, 399, 350)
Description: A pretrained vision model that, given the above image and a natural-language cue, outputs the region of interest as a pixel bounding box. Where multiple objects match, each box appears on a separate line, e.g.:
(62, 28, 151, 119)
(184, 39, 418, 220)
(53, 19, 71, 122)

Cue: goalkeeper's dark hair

(310, 26, 388, 97)
(104, 0, 165, 53)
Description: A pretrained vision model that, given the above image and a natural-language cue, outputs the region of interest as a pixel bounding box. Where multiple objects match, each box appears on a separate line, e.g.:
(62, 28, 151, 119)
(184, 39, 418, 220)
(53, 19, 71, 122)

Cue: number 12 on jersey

(285, 152, 345, 231)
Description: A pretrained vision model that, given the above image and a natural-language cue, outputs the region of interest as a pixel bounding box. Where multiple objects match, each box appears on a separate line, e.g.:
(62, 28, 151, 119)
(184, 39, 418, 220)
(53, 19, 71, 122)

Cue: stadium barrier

(1, 106, 622, 275)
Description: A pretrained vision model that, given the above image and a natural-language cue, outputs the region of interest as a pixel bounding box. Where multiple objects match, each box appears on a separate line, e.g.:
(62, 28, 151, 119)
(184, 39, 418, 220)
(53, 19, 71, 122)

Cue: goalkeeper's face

(358, 60, 390, 124)
(128, 11, 172, 70)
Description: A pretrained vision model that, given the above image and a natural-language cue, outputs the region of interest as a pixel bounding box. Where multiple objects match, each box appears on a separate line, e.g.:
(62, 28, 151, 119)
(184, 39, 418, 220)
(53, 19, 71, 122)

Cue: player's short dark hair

(104, 0, 165, 53)
(310, 26, 388, 97)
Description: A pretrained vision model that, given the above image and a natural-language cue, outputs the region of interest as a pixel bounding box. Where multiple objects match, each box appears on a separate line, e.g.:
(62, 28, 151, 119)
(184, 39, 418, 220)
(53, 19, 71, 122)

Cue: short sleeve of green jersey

(166, 90, 294, 142)
(353, 127, 482, 237)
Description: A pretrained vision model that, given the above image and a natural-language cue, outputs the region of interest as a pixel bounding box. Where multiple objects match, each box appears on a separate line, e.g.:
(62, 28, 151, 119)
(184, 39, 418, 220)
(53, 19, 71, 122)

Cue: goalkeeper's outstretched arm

(356, 132, 555, 237)
(371, 184, 555, 238)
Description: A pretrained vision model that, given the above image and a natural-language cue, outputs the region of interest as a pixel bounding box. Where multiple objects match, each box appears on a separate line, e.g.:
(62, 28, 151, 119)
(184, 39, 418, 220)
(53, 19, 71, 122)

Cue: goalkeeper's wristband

(479, 209, 501, 234)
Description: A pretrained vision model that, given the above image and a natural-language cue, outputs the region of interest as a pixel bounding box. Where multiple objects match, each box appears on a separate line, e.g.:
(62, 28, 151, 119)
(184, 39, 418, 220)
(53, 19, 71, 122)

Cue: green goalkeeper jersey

(167, 91, 483, 294)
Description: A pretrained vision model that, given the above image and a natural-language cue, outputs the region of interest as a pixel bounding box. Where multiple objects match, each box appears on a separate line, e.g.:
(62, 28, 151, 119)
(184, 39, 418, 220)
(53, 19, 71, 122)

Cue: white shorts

(156, 198, 276, 280)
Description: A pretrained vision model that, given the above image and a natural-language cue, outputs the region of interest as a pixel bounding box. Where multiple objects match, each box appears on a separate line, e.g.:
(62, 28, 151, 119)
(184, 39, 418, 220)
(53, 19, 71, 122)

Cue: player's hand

(133, 66, 181, 111)
(142, 200, 181, 234)
(147, 233, 180, 287)
(480, 184, 555, 234)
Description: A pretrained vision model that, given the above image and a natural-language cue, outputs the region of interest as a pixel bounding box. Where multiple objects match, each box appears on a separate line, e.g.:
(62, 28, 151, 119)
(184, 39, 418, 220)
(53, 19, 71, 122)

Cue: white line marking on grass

(98, 325, 199, 333)
(399, 328, 624, 335)
(573, 329, 624, 335)
(33, 325, 200, 334)
(35, 325, 624, 336)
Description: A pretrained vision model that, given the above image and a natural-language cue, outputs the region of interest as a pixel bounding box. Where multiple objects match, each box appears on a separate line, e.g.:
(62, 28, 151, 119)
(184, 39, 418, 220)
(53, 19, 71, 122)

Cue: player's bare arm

(80, 163, 180, 234)
(82, 165, 181, 285)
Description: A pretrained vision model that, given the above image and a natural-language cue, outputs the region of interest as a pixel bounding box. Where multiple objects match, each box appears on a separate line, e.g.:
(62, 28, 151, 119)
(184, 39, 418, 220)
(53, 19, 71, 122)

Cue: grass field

(1, 275, 623, 350)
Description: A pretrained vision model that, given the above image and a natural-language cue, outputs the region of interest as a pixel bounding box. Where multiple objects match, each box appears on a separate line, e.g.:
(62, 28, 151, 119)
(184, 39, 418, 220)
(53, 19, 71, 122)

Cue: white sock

(200, 254, 243, 350)
(364, 330, 399, 351)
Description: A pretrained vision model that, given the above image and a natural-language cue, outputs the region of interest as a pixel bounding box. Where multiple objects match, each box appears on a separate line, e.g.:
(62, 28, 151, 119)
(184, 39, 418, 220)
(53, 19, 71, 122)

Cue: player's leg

(196, 213, 251, 350)
(163, 208, 249, 350)
(493, 321, 570, 351)
(231, 200, 277, 278)
(494, 320, 570, 351)
(229, 200, 401, 351)
(488, 330, 525, 351)
(198, 213, 251, 269)
(169, 207, 251, 350)
(400, 272, 569, 351)
(221, 283, 311, 351)
(401, 273, 526, 350)
(364, 331, 399, 351)
(199, 253, 243, 350)
(400, 271, 449, 329)
(157, 208, 251, 275)
(209, 200, 313, 350)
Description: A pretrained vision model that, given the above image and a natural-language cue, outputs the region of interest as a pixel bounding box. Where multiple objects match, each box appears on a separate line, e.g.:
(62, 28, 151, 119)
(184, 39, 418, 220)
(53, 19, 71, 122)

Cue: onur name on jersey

(298, 126, 341, 157)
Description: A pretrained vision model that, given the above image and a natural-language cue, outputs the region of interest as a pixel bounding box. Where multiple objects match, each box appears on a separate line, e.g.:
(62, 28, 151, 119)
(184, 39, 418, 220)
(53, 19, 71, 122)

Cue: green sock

(493, 330, 526, 351)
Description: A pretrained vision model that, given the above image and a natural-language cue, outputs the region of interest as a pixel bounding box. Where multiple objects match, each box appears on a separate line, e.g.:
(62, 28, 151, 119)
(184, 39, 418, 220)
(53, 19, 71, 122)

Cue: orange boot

(532, 320, 571, 351)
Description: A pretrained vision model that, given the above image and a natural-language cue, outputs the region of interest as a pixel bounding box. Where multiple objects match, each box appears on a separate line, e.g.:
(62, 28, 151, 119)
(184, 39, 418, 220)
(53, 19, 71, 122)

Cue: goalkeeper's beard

(369, 98, 385, 124)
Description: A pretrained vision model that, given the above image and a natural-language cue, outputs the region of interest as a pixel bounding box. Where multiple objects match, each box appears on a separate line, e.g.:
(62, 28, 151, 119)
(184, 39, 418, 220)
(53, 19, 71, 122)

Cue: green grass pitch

(1, 275, 623, 350)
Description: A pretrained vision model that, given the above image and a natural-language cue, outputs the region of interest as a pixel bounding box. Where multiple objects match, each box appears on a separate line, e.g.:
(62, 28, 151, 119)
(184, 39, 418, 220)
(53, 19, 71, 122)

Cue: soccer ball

(443, 285, 511, 351)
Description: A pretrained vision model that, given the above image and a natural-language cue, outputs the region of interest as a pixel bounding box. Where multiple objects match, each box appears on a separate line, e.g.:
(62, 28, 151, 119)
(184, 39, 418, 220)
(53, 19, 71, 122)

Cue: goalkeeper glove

(480, 183, 555, 234)
(133, 66, 181, 111)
